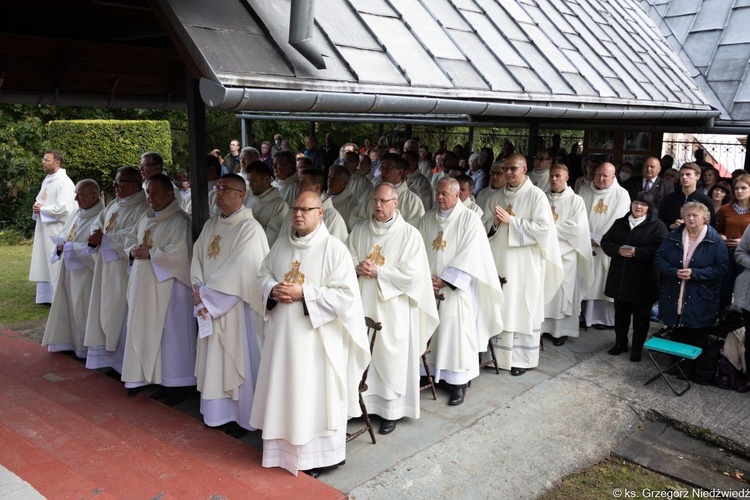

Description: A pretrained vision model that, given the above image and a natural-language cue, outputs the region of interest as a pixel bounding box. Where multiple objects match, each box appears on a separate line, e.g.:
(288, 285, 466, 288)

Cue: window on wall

(584, 130, 659, 168)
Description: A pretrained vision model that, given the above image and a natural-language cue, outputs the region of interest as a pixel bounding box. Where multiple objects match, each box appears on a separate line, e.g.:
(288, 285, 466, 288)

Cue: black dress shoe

(607, 344, 628, 355)
(553, 336, 567, 346)
(510, 367, 527, 376)
(630, 351, 642, 362)
(593, 324, 609, 330)
(448, 385, 466, 405)
(379, 419, 397, 435)
(303, 469, 320, 478)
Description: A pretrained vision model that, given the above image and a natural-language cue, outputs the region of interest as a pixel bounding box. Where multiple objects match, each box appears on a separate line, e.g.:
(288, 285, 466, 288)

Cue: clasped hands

(355, 259, 378, 279)
(192, 286, 208, 319)
(271, 282, 304, 303)
(432, 276, 446, 294)
(88, 228, 103, 247)
(130, 244, 150, 260)
(493, 205, 511, 226)
(676, 268, 692, 281)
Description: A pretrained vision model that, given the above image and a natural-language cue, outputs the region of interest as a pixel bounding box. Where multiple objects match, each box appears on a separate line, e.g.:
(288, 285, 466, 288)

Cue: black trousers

(614, 299, 652, 353)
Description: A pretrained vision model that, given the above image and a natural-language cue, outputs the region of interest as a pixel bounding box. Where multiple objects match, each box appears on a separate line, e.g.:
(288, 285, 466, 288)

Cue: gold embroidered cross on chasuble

(284, 260, 305, 284)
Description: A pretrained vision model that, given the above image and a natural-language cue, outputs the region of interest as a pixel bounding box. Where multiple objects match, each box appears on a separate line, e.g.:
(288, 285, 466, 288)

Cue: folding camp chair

(643, 337, 703, 396)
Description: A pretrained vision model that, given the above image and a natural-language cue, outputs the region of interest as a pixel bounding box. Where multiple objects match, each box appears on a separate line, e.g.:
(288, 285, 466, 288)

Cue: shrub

(47, 119, 172, 198)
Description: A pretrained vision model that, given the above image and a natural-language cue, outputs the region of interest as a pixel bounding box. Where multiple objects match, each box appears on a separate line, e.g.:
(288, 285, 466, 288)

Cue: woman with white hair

(654, 201, 729, 380)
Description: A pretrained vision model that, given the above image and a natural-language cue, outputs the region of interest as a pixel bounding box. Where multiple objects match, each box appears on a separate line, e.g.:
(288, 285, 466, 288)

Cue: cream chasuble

(122, 201, 195, 387)
(84, 190, 148, 362)
(418, 201, 503, 382)
(330, 187, 358, 232)
(482, 178, 563, 369)
(272, 173, 298, 207)
(245, 187, 288, 247)
(42, 199, 105, 357)
(579, 182, 631, 301)
(476, 185, 501, 213)
(347, 211, 439, 420)
(29, 168, 76, 302)
(191, 207, 269, 430)
(528, 168, 551, 193)
(250, 223, 369, 475)
(542, 187, 594, 337)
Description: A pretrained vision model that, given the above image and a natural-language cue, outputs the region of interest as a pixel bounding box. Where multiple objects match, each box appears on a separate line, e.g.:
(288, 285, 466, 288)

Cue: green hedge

(47, 119, 172, 197)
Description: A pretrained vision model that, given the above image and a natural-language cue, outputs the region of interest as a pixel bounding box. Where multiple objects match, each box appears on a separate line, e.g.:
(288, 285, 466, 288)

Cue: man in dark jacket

(622, 157, 673, 216)
(659, 162, 716, 229)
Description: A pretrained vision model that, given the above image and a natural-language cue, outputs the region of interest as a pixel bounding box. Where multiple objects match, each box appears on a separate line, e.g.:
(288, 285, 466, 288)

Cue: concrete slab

(613, 421, 750, 492)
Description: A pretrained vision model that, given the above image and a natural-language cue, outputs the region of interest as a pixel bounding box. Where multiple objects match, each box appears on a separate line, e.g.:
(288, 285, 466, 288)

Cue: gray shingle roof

(640, 0, 750, 127)
(159, 0, 717, 121)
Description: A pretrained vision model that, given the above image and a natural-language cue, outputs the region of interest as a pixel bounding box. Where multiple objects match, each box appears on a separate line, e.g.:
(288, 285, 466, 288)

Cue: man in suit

(622, 156, 673, 216)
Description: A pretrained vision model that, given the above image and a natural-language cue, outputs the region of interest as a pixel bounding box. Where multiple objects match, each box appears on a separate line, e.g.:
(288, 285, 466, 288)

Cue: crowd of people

(28, 135, 750, 478)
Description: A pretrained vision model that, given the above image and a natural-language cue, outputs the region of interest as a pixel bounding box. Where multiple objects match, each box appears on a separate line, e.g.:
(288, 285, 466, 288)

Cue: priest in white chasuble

(122, 174, 196, 393)
(347, 183, 439, 436)
(84, 167, 148, 372)
(245, 161, 288, 247)
(29, 149, 76, 303)
(192, 174, 269, 433)
(42, 180, 105, 358)
(250, 191, 370, 477)
(481, 154, 563, 376)
(351, 153, 425, 229)
(542, 165, 594, 346)
(579, 162, 631, 328)
(418, 177, 503, 406)
(277, 168, 349, 243)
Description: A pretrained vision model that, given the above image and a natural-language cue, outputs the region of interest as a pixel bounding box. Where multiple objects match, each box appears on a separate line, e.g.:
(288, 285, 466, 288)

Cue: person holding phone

(601, 192, 668, 361)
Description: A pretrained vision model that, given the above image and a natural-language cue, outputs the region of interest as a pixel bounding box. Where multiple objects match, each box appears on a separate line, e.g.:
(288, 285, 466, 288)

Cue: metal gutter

(201, 78, 719, 121)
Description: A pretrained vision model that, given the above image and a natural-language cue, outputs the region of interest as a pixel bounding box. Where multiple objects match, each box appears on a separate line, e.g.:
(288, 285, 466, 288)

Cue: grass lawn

(0, 245, 50, 324)
(539, 458, 701, 500)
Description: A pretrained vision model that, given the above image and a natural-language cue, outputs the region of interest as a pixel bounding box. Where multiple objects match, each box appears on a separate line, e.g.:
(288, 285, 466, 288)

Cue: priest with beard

(347, 183, 439, 435)
(251, 191, 370, 477)
(192, 173, 269, 435)
(42, 179, 105, 358)
(418, 177, 503, 405)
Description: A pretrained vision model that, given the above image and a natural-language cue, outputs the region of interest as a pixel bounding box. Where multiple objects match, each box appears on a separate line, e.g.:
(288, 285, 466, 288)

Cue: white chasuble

(482, 178, 563, 369)
(542, 187, 594, 337)
(42, 199, 105, 357)
(418, 201, 503, 383)
(245, 187, 288, 247)
(29, 168, 76, 302)
(191, 208, 269, 430)
(250, 223, 369, 475)
(347, 211, 439, 420)
(579, 183, 631, 301)
(84, 190, 148, 358)
(122, 200, 195, 387)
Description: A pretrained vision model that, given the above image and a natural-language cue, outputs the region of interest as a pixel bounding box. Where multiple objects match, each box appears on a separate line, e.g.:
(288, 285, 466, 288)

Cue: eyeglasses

(370, 197, 396, 205)
(289, 206, 321, 213)
(113, 180, 137, 186)
(502, 166, 521, 172)
(213, 185, 243, 193)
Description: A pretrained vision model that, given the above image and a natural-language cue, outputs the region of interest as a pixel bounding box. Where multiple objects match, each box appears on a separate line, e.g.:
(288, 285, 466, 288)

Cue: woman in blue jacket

(654, 201, 729, 378)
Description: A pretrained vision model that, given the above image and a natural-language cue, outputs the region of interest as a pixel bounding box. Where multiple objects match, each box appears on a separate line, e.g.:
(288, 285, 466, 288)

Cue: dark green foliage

(47, 120, 172, 198)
